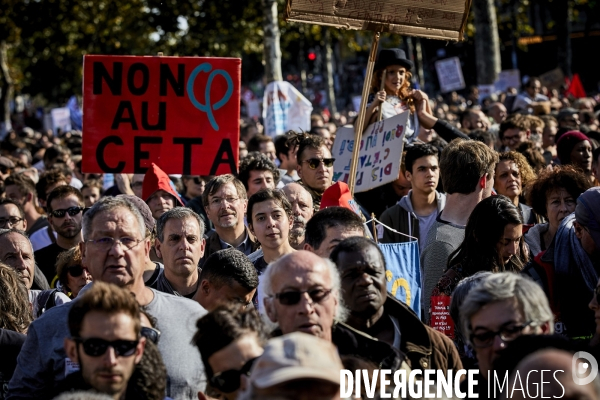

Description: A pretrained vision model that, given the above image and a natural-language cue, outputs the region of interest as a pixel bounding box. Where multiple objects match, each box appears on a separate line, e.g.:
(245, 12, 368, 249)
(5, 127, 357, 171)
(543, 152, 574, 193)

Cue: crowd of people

(2, 47, 600, 400)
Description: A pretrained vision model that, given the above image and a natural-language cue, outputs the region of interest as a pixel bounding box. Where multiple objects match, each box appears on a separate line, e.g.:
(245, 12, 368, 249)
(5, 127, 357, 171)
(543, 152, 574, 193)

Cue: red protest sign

(430, 295, 455, 339)
(82, 55, 241, 175)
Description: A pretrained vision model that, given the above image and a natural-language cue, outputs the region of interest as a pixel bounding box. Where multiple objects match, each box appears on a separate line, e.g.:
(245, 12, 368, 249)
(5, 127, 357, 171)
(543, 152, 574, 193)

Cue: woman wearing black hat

(364, 48, 468, 143)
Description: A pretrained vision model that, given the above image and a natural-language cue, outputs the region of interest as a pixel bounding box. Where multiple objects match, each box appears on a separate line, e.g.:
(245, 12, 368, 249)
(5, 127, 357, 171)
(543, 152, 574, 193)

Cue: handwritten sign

(50, 107, 71, 135)
(495, 69, 521, 92)
(82, 55, 241, 174)
(284, 0, 471, 41)
(331, 112, 407, 193)
(430, 295, 455, 338)
(435, 57, 465, 93)
(262, 81, 312, 138)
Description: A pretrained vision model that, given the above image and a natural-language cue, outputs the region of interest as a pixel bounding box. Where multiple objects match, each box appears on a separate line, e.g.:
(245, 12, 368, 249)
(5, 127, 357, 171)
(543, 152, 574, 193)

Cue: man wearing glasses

(59, 282, 146, 399)
(262, 250, 404, 370)
(294, 134, 334, 212)
(499, 116, 530, 151)
(460, 273, 553, 386)
(34, 185, 85, 284)
(200, 175, 260, 267)
(8, 196, 207, 400)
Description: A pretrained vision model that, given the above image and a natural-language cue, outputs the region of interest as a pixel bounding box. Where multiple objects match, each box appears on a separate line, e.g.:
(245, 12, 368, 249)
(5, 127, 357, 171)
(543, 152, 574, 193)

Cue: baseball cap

(250, 332, 343, 389)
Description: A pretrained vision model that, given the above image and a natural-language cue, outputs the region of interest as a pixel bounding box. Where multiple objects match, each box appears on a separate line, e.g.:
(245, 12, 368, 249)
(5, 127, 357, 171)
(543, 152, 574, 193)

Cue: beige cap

(250, 332, 343, 389)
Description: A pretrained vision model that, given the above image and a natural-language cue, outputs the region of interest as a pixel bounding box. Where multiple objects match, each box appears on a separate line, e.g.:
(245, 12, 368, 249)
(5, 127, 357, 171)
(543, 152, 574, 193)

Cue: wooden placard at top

(284, 0, 472, 41)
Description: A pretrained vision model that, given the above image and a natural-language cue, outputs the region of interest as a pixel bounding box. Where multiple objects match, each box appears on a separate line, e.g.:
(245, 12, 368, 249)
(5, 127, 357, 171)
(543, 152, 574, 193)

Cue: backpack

(36, 289, 59, 318)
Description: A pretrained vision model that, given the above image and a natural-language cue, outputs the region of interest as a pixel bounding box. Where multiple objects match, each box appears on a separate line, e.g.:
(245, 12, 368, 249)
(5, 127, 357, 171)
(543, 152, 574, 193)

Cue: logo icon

(572, 351, 598, 385)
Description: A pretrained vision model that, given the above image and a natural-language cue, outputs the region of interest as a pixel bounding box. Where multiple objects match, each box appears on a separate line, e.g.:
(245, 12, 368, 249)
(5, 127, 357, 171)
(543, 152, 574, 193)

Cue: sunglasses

(50, 206, 84, 218)
(141, 326, 161, 345)
(302, 158, 335, 169)
(274, 288, 332, 306)
(209, 357, 257, 393)
(74, 337, 138, 357)
(193, 177, 205, 185)
(67, 265, 88, 277)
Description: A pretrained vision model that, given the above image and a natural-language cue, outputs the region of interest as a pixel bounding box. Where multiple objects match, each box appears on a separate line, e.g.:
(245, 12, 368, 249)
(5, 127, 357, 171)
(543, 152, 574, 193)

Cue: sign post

(82, 55, 241, 175)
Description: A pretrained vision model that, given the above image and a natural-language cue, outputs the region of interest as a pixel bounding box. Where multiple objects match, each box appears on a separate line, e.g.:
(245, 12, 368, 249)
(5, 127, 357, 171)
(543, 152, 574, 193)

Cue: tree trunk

(0, 41, 14, 138)
(473, 0, 501, 85)
(324, 28, 337, 114)
(554, 1, 572, 77)
(415, 38, 425, 90)
(262, 0, 282, 83)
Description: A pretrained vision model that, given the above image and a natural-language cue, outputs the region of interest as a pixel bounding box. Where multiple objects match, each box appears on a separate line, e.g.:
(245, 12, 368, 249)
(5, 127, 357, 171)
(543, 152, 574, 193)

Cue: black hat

(374, 48, 414, 72)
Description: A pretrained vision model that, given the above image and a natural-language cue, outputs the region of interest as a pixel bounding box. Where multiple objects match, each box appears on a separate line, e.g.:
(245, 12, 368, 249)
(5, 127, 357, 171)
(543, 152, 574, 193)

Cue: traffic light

(307, 48, 318, 72)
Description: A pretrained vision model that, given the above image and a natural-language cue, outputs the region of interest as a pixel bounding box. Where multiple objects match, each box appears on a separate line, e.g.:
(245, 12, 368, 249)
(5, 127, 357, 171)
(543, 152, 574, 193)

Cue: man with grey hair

(151, 208, 205, 298)
(460, 272, 553, 382)
(8, 196, 207, 400)
(262, 250, 405, 370)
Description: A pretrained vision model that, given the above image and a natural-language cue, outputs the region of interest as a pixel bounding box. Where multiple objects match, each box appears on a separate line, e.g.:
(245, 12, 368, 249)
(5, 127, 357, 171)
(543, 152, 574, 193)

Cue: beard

(55, 221, 82, 239)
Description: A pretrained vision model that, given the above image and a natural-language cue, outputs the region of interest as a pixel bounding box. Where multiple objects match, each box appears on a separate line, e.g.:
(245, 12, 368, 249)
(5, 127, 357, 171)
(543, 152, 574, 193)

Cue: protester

(80, 179, 103, 208)
(7, 196, 207, 400)
(151, 208, 205, 298)
(142, 163, 184, 220)
(35, 169, 69, 209)
(180, 175, 207, 204)
(556, 130, 594, 184)
(274, 134, 299, 185)
(540, 115, 558, 163)
(304, 206, 365, 258)
(0, 199, 27, 231)
(511, 77, 549, 113)
(421, 139, 497, 321)
(557, 107, 581, 130)
(487, 102, 507, 125)
(129, 174, 144, 198)
(309, 126, 333, 150)
(499, 116, 530, 151)
(200, 175, 259, 266)
(238, 333, 343, 400)
(247, 189, 295, 273)
(193, 305, 268, 400)
(494, 151, 538, 224)
(379, 143, 445, 251)
(460, 273, 553, 383)
(280, 183, 313, 250)
(433, 196, 525, 299)
(461, 108, 490, 132)
(247, 134, 277, 163)
(55, 247, 92, 299)
(237, 153, 280, 198)
(34, 185, 85, 284)
(0, 263, 32, 334)
(330, 237, 462, 372)
(292, 134, 334, 211)
(262, 251, 404, 370)
(4, 174, 48, 236)
(524, 165, 590, 256)
(57, 282, 146, 399)
(193, 248, 258, 311)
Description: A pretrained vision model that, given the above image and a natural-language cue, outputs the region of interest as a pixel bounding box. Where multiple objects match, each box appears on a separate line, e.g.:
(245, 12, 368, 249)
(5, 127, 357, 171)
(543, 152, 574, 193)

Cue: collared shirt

(219, 232, 254, 256)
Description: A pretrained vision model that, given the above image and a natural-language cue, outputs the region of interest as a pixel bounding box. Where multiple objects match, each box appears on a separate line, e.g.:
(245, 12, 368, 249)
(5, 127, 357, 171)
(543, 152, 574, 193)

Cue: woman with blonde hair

(0, 263, 33, 334)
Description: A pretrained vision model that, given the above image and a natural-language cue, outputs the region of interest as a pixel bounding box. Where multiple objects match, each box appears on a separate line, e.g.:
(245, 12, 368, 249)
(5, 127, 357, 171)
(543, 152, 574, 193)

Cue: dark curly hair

(526, 165, 592, 218)
(288, 133, 329, 164)
(237, 153, 280, 190)
(199, 248, 258, 291)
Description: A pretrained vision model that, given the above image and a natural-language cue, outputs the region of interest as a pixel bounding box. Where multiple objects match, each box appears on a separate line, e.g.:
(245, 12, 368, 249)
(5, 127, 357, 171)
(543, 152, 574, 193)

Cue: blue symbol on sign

(187, 63, 233, 131)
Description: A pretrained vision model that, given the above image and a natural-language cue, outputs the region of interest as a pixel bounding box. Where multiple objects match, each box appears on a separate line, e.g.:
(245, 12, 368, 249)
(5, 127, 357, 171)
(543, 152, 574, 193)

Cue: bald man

(281, 183, 314, 250)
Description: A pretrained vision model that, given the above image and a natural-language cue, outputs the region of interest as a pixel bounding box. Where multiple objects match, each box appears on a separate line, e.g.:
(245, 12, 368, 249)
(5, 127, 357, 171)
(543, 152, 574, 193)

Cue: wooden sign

(82, 55, 241, 175)
(284, 0, 472, 41)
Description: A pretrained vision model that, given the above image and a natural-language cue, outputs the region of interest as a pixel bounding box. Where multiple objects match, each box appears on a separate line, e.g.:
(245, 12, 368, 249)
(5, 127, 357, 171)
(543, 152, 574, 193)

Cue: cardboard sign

(435, 57, 465, 93)
(263, 81, 312, 138)
(82, 55, 241, 174)
(331, 112, 408, 193)
(379, 242, 422, 317)
(284, 0, 471, 41)
(495, 69, 521, 92)
(430, 295, 455, 338)
(539, 68, 565, 91)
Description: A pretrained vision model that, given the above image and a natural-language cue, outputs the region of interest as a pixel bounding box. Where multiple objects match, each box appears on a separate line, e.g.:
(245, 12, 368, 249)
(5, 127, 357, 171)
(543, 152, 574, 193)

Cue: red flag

(565, 73, 586, 99)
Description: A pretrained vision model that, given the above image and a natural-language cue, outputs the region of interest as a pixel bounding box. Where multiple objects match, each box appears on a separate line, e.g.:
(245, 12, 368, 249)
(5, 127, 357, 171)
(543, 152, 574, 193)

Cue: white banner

(50, 107, 71, 135)
(262, 81, 312, 138)
(435, 57, 465, 93)
(331, 112, 408, 193)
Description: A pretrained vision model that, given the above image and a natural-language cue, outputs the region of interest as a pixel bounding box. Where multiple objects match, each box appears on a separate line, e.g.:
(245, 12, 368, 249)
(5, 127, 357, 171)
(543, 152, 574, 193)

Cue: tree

(473, 0, 501, 85)
(262, 0, 282, 83)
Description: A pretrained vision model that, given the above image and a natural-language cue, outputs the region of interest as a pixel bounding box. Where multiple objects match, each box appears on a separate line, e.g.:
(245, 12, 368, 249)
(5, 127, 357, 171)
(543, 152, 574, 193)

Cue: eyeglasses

(50, 206, 84, 218)
(470, 321, 533, 348)
(67, 265, 88, 278)
(209, 197, 240, 208)
(141, 326, 161, 345)
(274, 288, 333, 306)
(86, 237, 144, 251)
(193, 177, 205, 185)
(301, 158, 335, 169)
(74, 337, 139, 357)
(209, 357, 257, 393)
(0, 217, 24, 228)
(502, 133, 523, 143)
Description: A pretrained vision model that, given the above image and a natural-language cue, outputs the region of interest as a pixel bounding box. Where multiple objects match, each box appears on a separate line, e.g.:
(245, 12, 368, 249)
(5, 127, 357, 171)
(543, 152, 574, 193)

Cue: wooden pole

(348, 31, 380, 195)
(377, 69, 386, 122)
(371, 213, 378, 243)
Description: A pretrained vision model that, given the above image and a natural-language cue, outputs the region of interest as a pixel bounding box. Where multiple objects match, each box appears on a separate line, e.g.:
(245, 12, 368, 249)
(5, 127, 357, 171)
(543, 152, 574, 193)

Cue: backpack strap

(36, 289, 58, 318)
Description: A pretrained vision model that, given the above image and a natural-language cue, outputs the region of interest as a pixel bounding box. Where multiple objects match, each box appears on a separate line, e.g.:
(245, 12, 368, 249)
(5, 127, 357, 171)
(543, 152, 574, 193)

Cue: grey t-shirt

(8, 288, 207, 400)
(420, 215, 465, 323)
(415, 211, 438, 254)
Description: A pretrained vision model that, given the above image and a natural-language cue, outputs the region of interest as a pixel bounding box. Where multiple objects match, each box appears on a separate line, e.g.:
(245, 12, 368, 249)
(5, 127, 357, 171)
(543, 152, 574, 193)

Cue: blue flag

(67, 95, 82, 130)
(378, 241, 421, 318)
